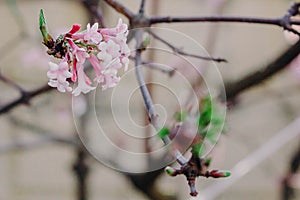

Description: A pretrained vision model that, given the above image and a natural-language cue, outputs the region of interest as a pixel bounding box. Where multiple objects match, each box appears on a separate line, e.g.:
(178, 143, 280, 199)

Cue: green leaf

(223, 172, 231, 177)
(158, 127, 170, 139)
(191, 143, 203, 156)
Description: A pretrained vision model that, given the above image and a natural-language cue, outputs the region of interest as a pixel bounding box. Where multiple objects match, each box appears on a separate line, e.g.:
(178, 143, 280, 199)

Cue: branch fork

(165, 153, 230, 196)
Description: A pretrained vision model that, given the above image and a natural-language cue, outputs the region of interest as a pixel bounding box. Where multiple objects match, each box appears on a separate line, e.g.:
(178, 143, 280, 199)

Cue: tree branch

(281, 143, 300, 200)
(0, 72, 24, 92)
(150, 16, 284, 25)
(82, 0, 106, 27)
(134, 29, 187, 165)
(102, 0, 134, 19)
(139, 0, 146, 15)
(148, 31, 227, 63)
(150, 16, 300, 35)
(0, 84, 53, 115)
(223, 40, 300, 102)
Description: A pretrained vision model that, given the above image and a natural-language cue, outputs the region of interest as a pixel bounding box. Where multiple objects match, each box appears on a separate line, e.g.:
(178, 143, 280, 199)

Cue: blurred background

(0, 0, 300, 199)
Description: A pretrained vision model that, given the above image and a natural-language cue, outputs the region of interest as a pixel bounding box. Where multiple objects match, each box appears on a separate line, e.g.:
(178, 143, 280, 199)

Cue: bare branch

(0, 84, 53, 115)
(223, 40, 300, 102)
(102, 0, 134, 19)
(139, 0, 146, 15)
(134, 29, 187, 165)
(149, 31, 227, 63)
(150, 16, 300, 36)
(150, 16, 284, 25)
(0, 72, 24, 92)
(142, 61, 175, 76)
(82, 0, 106, 27)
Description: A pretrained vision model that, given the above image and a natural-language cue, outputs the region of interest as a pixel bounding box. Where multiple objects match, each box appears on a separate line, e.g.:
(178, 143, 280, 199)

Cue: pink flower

(89, 54, 104, 76)
(68, 40, 89, 64)
(84, 23, 102, 44)
(72, 23, 102, 44)
(68, 39, 89, 82)
(100, 68, 121, 90)
(67, 24, 81, 35)
(47, 59, 72, 92)
(45, 18, 130, 95)
(97, 40, 121, 65)
(72, 64, 96, 96)
(100, 19, 127, 37)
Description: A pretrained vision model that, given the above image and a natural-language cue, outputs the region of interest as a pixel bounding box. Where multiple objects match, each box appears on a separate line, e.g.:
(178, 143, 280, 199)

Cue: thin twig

(151, 16, 300, 35)
(139, 0, 146, 14)
(148, 31, 227, 63)
(223, 39, 300, 102)
(134, 29, 187, 165)
(150, 16, 284, 25)
(0, 72, 24, 92)
(281, 143, 300, 200)
(142, 61, 175, 76)
(102, 0, 134, 19)
(0, 84, 53, 115)
(150, 16, 300, 26)
(82, 0, 106, 27)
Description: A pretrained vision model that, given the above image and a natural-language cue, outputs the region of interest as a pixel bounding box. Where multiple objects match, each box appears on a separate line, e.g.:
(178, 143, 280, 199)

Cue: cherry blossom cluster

(47, 19, 130, 96)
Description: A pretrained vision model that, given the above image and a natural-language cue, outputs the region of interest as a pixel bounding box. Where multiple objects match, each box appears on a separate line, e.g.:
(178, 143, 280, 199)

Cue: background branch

(0, 84, 53, 115)
(223, 40, 300, 102)
(102, 0, 134, 19)
(149, 31, 227, 62)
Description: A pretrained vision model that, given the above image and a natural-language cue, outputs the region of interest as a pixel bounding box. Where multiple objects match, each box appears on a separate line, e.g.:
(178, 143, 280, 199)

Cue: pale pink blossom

(47, 60, 72, 92)
(89, 54, 104, 76)
(97, 40, 121, 65)
(72, 23, 103, 44)
(45, 18, 130, 95)
(72, 64, 96, 96)
(68, 40, 89, 64)
(100, 19, 128, 37)
(84, 23, 102, 44)
(100, 68, 121, 90)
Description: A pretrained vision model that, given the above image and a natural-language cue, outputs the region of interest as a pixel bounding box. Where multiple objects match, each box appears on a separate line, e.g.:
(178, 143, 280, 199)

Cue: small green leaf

(204, 157, 212, 167)
(165, 166, 178, 176)
(223, 172, 231, 177)
(191, 144, 203, 156)
(158, 127, 169, 139)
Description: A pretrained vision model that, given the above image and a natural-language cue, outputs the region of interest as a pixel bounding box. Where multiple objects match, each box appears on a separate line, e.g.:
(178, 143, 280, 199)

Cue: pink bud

(68, 24, 81, 35)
